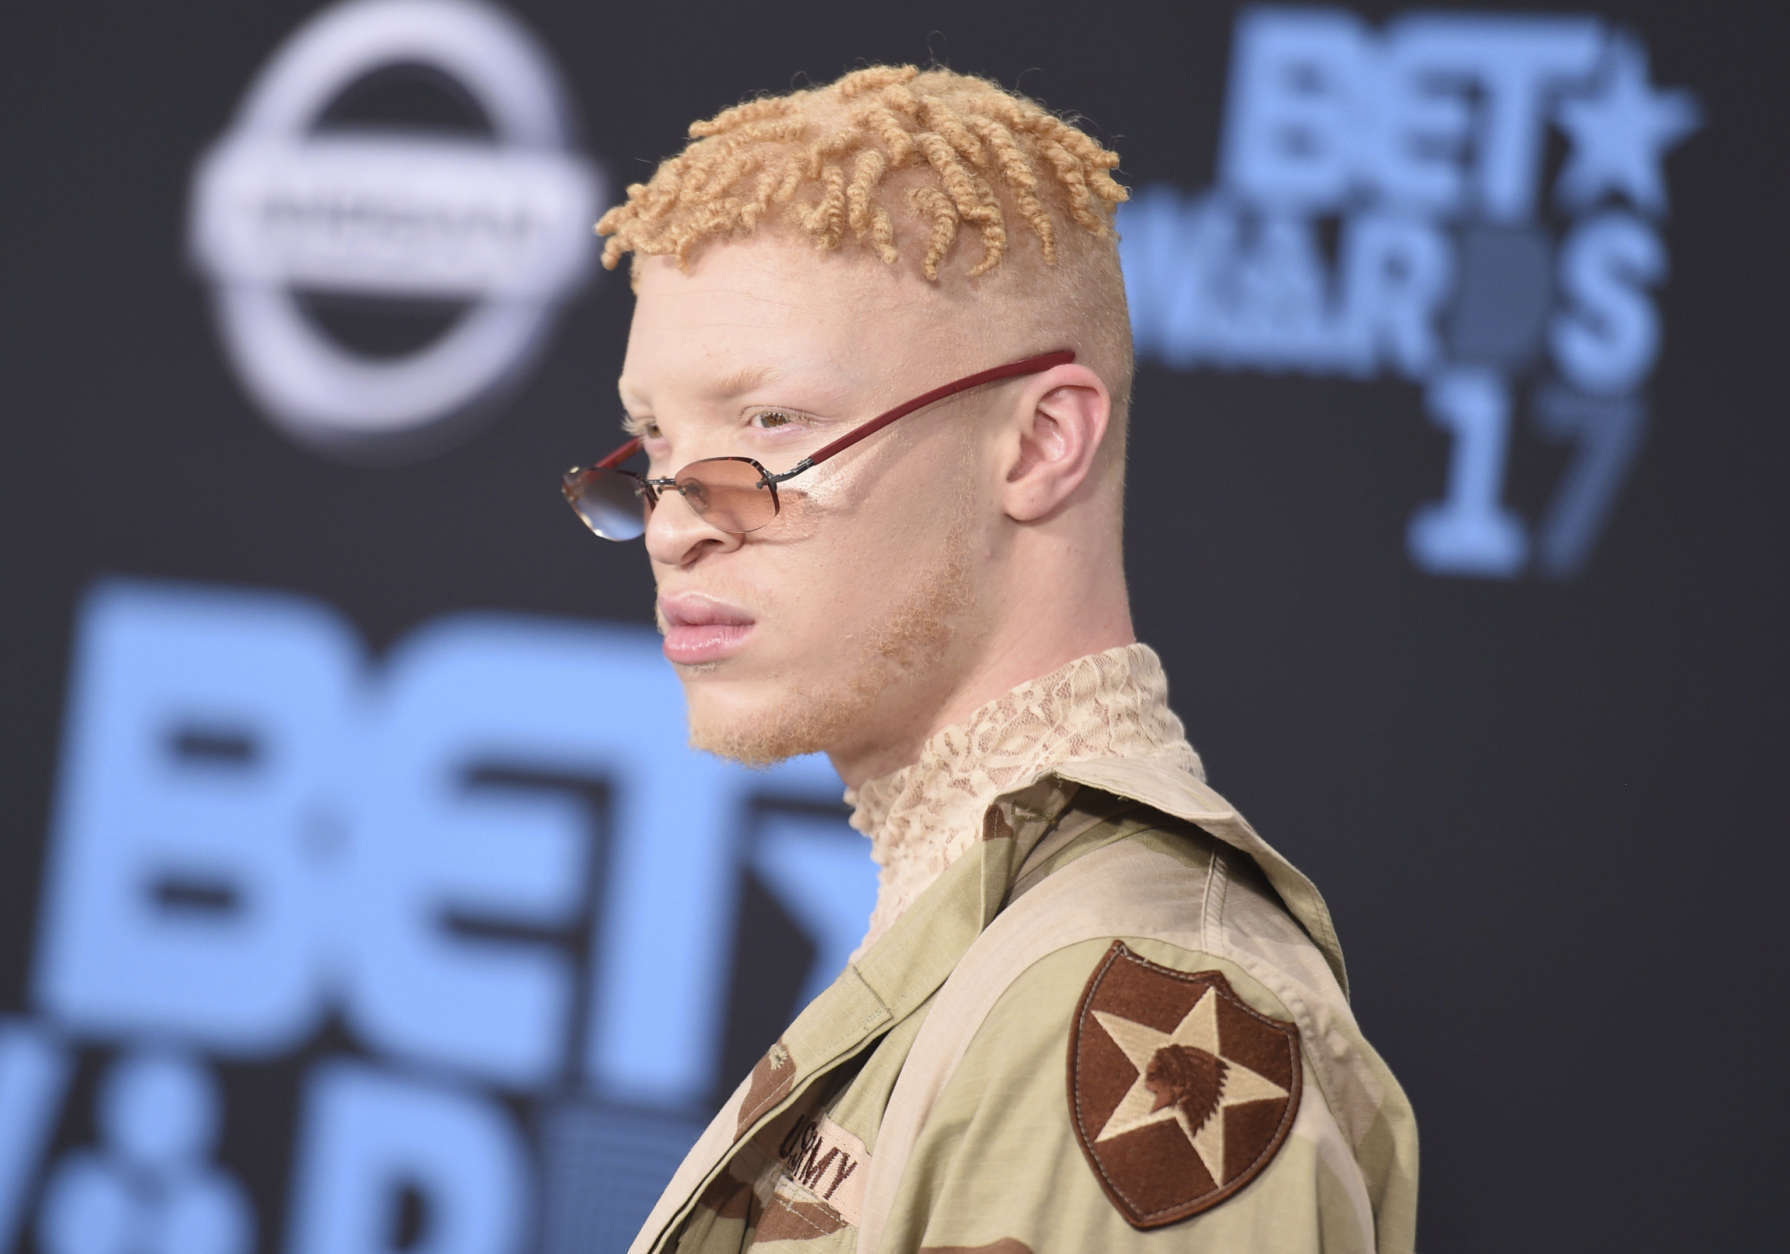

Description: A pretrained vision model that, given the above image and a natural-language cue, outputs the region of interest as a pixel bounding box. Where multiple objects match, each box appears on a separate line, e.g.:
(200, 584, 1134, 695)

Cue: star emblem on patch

(1067, 942, 1301, 1229)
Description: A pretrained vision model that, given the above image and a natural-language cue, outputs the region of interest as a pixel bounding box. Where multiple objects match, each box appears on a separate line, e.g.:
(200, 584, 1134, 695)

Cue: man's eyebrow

(616, 363, 786, 411)
(707, 362, 782, 397)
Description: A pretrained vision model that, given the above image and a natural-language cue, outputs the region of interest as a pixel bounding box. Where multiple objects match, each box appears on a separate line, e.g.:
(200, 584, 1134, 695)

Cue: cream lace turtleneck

(844, 642, 1201, 953)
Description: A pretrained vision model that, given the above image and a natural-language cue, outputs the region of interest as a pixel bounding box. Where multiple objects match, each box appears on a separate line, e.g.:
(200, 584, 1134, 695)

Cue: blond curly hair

(595, 64, 1135, 433)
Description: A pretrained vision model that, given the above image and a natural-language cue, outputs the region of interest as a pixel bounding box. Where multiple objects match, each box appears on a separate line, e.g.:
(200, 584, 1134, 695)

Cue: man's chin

(687, 711, 823, 766)
(683, 687, 836, 766)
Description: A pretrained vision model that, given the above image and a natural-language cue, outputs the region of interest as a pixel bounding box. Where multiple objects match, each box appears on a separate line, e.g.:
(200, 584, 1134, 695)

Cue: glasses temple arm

(793, 348, 1076, 473)
(596, 437, 643, 470)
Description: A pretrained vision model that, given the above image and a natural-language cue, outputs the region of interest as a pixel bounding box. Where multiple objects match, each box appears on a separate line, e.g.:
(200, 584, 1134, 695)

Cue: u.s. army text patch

(773, 1110, 868, 1225)
(1066, 942, 1301, 1229)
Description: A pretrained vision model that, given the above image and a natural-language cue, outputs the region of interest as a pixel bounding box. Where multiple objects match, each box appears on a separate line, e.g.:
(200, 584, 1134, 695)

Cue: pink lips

(658, 592, 756, 665)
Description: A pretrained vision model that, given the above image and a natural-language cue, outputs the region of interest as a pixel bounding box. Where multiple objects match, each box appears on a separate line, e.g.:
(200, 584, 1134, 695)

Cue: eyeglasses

(561, 348, 1076, 541)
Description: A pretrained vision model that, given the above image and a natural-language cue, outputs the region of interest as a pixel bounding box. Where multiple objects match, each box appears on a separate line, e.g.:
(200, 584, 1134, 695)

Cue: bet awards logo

(187, 0, 603, 459)
(1121, 7, 1700, 578)
(6, 576, 872, 1254)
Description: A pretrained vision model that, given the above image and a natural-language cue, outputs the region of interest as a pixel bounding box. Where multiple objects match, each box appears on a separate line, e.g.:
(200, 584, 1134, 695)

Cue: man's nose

(643, 484, 744, 567)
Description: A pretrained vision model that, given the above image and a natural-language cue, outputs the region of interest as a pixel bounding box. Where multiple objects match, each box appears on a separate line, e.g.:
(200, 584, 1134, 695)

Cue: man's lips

(658, 592, 756, 665)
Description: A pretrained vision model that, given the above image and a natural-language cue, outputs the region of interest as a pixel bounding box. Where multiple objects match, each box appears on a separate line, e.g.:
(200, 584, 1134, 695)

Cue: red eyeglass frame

(565, 347, 1075, 536)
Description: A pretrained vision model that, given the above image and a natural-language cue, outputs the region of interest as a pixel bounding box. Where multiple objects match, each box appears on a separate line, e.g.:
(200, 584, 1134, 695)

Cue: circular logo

(188, 0, 602, 458)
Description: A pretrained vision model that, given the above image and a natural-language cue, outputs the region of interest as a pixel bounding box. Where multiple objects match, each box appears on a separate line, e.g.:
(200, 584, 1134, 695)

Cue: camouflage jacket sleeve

(872, 934, 1416, 1254)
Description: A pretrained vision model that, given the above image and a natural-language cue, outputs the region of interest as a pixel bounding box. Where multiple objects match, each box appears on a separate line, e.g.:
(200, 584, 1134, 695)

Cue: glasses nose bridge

(671, 475, 710, 512)
(641, 472, 716, 522)
(642, 471, 742, 561)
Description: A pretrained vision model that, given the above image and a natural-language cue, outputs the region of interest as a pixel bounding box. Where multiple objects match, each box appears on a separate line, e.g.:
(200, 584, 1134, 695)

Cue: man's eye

(623, 414, 661, 441)
(750, 409, 804, 431)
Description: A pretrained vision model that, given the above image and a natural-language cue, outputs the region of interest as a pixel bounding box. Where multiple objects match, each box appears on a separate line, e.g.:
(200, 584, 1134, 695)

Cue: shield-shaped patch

(1066, 941, 1302, 1229)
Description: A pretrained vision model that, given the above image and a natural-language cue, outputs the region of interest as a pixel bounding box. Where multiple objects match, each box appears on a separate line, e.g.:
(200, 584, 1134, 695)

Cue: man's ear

(997, 364, 1111, 523)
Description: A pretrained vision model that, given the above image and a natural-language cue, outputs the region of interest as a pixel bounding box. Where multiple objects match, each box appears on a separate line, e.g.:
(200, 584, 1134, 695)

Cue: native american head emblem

(1067, 942, 1301, 1228)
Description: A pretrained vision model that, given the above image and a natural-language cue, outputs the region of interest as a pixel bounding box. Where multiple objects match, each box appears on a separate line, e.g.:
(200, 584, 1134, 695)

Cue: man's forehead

(617, 232, 1043, 406)
(621, 246, 858, 394)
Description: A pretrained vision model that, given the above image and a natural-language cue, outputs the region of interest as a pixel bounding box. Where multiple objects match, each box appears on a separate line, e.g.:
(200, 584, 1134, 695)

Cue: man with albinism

(561, 62, 1417, 1253)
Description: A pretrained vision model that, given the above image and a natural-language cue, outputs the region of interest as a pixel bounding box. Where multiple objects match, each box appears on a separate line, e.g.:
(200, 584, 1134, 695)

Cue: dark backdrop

(4, 2, 1786, 1252)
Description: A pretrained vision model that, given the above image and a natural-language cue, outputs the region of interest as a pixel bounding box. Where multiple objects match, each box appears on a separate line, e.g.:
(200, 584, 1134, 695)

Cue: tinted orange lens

(675, 458, 777, 533)
(562, 467, 648, 540)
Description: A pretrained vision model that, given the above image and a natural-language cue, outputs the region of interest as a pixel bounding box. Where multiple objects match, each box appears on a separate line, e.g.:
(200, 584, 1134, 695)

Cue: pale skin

(617, 231, 1136, 787)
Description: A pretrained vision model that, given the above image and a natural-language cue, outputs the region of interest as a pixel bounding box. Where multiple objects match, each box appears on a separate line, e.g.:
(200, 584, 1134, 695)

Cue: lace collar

(845, 642, 1199, 952)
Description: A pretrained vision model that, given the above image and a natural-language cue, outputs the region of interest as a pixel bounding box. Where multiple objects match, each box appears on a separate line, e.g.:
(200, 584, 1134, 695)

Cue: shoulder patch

(1066, 941, 1301, 1229)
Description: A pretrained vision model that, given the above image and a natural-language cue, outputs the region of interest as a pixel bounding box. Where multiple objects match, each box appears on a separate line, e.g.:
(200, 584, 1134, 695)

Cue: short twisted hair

(596, 64, 1135, 433)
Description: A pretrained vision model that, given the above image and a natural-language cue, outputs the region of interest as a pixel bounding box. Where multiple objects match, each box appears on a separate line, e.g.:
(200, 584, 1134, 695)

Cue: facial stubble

(683, 499, 978, 768)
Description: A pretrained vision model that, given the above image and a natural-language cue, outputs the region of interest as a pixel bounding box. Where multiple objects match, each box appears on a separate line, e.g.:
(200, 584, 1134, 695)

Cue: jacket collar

(852, 744, 1350, 1018)
(846, 642, 1349, 995)
(846, 643, 1200, 952)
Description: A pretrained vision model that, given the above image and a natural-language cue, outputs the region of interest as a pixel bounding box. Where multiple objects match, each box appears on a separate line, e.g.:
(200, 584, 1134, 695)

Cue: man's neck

(831, 593, 1137, 789)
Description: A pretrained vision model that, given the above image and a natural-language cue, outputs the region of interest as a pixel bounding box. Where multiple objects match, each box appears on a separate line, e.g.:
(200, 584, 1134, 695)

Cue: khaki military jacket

(628, 750, 1419, 1253)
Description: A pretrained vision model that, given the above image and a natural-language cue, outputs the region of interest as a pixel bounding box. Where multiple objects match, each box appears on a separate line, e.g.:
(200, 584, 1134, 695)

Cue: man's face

(617, 234, 1002, 776)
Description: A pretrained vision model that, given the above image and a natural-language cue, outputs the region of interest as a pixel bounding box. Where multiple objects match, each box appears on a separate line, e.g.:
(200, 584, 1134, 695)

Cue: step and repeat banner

(4, 3, 1783, 1252)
